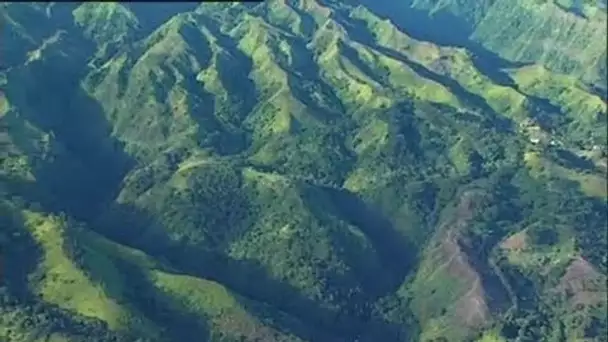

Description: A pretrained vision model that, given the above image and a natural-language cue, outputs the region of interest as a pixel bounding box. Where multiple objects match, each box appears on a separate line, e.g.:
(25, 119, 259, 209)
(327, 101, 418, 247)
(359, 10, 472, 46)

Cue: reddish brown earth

(500, 231, 529, 252)
(557, 256, 607, 307)
(216, 315, 286, 342)
(431, 190, 510, 328)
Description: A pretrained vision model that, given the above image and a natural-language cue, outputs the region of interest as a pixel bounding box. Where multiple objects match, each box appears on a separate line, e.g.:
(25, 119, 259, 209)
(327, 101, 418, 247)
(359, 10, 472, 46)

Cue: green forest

(0, 1, 606, 341)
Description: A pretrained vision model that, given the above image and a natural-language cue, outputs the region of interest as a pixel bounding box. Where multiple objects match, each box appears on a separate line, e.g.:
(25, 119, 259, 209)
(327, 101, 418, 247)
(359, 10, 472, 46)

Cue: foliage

(0, 1, 605, 341)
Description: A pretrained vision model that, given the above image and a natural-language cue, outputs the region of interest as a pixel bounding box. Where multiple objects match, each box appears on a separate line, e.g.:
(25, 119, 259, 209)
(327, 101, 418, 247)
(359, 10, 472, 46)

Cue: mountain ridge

(0, 1, 606, 341)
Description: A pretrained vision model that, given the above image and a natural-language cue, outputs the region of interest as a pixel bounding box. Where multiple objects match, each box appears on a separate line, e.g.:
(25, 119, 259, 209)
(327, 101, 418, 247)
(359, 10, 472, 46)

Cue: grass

(550, 161, 608, 199)
(242, 167, 291, 190)
(77, 228, 159, 275)
(449, 137, 475, 175)
(343, 165, 387, 193)
(423, 51, 527, 118)
(20, 211, 164, 339)
(151, 267, 304, 342)
(319, 48, 392, 109)
(311, 25, 394, 109)
(408, 244, 471, 340)
(196, 54, 228, 98)
(511, 65, 606, 123)
(23, 211, 129, 330)
(265, 0, 307, 36)
(3, 1, 607, 341)
(72, 2, 139, 42)
(472, 0, 607, 85)
(476, 330, 508, 342)
(503, 226, 577, 272)
(350, 117, 389, 155)
(351, 5, 526, 118)
(0, 93, 9, 117)
(523, 149, 607, 199)
(420, 316, 469, 342)
(234, 18, 315, 137)
(349, 6, 410, 50)
(152, 271, 241, 317)
(374, 51, 460, 106)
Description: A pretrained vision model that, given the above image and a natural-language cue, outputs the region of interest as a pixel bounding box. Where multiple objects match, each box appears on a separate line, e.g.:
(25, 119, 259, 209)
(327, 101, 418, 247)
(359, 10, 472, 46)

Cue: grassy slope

(472, 0, 607, 87)
(402, 0, 607, 90)
(0, 1, 606, 341)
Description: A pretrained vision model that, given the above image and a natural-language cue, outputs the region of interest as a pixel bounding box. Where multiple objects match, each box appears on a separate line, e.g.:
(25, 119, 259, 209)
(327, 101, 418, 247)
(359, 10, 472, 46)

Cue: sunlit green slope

(369, 0, 607, 91)
(0, 1, 606, 341)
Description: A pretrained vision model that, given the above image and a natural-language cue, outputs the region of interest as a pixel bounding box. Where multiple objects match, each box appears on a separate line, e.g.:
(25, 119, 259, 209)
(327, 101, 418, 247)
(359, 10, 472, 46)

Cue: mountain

(0, 1, 606, 341)
(364, 0, 608, 93)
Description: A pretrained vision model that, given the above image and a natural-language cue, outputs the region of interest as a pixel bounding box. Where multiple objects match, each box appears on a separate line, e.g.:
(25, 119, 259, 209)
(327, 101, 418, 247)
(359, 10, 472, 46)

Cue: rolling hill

(0, 1, 606, 341)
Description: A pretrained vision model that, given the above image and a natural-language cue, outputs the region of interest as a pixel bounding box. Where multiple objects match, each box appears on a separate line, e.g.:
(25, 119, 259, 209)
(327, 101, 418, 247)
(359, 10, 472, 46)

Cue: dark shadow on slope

(165, 244, 404, 342)
(388, 102, 426, 163)
(555, 2, 588, 19)
(549, 148, 597, 171)
(495, 258, 540, 312)
(94, 201, 404, 342)
(329, 14, 515, 133)
(186, 71, 250, 156)
(355, 0, 473, 47)
(313, 186, 417, 295)
(0, 3, 75, 67)
(201, 21, 258, 123)
(337, 41, 387, 88)
(0, 205, 43, 300)
(523, 94, 567, 130)
(590, 83, 608, 102)
(0, 200, 136, 341)
(48, 219, 197, 341)
(381, 48, 514, 133)
(3, 45, 134, 221)
(283, 35, 347, 124)
(133, 20, 232, 155)
(0, 211, 162, 341)
(114, 261, 211, 342)
(230, 295, 342, 342)
(299, 185, 421, 342)
(341, 2, 530, 87)
(457, 233, 513, 315)
(0, 174, 55, 214)
(524, 93, 607, 146)
(126, 3, 200, 36)
(425, 188, 515, 320)
(468, 53, 532, 89)
(282, 0, 318, 39)
(198, 20, 259, 154)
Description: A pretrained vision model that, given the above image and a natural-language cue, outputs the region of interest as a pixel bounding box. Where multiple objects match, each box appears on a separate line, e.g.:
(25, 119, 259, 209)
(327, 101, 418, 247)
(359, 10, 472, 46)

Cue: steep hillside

(362, 0, 608, 92)
(1, 1, 606, 342)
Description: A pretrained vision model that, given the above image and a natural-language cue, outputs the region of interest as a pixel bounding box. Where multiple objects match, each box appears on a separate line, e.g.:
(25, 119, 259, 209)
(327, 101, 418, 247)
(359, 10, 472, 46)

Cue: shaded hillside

(0, 1, 606, 342)
(358, 0, 608, 91)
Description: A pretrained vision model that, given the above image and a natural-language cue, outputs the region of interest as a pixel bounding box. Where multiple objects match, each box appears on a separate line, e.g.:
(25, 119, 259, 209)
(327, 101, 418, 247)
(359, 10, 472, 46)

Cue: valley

(0, 1, 606, 341)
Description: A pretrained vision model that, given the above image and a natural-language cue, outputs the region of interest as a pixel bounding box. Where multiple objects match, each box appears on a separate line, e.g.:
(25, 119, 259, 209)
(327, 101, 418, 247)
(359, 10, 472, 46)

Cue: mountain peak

(0, 2, 606, 341)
